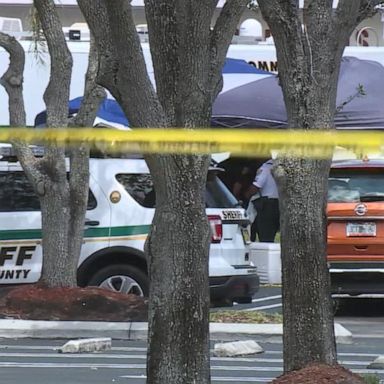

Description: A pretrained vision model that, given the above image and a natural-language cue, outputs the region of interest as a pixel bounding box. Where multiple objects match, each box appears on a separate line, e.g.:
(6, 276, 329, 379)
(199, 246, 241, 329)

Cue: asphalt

(0, 319, 353, 344)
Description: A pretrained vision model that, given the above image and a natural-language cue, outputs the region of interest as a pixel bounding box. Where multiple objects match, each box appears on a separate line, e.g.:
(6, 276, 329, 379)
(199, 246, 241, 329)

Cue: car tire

(88, 264, 149, 297)
(332, 297, 346, 315)
(210, 298, 233, 308)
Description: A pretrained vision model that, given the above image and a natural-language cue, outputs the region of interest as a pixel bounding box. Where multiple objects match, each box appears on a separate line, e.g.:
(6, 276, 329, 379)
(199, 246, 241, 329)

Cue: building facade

(0, 0, 383, 46)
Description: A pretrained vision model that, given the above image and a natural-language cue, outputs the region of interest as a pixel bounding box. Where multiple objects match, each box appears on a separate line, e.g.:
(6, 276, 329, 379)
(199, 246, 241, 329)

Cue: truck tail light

(208, 215, 222, 243)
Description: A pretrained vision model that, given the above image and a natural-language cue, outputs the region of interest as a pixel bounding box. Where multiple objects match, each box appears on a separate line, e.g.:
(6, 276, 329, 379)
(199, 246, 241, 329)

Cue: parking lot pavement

(222, 285, 283, 313)
(334, 298, 384, 339)
(225, 287, 384, 322)
(0, 337, 382, 384)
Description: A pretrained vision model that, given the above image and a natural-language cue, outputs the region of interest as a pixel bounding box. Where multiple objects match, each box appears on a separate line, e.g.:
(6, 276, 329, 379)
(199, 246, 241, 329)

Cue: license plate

(241, 228, 251, 244)
(346, 222, 376, 237)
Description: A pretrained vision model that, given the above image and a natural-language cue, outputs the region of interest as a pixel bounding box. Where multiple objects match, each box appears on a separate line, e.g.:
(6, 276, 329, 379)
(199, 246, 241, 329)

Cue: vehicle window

(0, 171, 97, 212)
(206, 172, 239, 208)
(116, 174, 155, 208)
(87, 190, 97, 210)
(0, 171, 14, 211)
(116, 171, 238, 208)
(328, 168, 384, 203)
(12, 171, 41, 211)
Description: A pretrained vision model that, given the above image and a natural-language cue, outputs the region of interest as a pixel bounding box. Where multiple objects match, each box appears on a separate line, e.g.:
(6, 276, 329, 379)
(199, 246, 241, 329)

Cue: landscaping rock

(58, 337, 112, 353)
(367, 355, 384, 369)
(213, 340, 264, 357)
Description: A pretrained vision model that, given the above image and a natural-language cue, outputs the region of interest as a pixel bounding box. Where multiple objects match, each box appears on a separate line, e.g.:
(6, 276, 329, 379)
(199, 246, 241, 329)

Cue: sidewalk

(0, 320, 352, 344)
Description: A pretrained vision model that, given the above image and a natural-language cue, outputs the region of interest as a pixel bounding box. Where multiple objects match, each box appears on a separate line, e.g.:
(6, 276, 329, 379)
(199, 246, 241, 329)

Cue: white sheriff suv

(0, 150, 259, 305)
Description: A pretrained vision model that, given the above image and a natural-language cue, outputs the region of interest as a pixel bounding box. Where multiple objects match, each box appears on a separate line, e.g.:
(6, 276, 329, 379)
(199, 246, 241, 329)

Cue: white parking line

(120, 376, 272, 382)
(251, 295, 282, 303)
(243, 303, 282, 311)
(0, 352, 375, 365)
(267, 350, 380, 358)
(0, 362, 379, 376)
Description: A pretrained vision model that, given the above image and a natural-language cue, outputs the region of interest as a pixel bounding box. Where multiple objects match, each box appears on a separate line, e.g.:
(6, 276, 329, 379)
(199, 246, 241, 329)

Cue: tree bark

(0, 20, 73, 288)
(0, 32, 26, 127)
(78, 1, 247, 383)
(145, 153, 211, 384)
(32, 0, 74, 287)
(0, 32, 47, 229)
(68, 35, 106, 274)
(258, 0, 382, 372)
(0, 3, 106, 288)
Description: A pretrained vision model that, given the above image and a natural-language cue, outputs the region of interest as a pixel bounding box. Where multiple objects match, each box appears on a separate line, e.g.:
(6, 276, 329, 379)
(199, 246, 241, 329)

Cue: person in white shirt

(245, 159, 280, 242)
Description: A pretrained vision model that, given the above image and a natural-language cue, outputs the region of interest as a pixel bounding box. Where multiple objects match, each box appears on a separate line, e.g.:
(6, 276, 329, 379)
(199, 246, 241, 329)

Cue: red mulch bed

(271, 364, 366, 384)
(0, 284, 148, 322)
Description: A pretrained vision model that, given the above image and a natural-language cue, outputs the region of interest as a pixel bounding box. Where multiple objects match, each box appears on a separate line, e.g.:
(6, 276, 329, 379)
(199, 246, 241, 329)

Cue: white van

(0, 150, 259, 305)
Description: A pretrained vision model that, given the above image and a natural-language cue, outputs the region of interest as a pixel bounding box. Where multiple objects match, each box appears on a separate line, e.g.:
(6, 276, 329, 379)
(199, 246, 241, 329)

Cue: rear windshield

(328, 168, 384, 203)
(116, 171, 238, 209)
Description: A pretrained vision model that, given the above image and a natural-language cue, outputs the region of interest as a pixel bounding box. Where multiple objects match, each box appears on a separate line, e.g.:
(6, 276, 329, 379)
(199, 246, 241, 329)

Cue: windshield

(328, 168, 384, 203)
(205, 172, 239, 208)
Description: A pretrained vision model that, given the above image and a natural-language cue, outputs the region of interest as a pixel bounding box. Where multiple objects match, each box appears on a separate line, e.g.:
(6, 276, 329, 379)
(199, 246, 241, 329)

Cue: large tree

(257, 0, 383, 373)
(0, 0, 105, 287)
(77, 0, 247, 383)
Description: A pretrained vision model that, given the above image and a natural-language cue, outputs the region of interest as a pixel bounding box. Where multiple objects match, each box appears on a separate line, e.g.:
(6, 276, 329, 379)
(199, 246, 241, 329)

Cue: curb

(0, 320, 352, 344)
(209, 322, 352, 344)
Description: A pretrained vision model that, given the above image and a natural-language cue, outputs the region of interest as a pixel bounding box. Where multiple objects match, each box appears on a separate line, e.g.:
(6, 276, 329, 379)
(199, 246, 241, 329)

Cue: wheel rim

(99, 275, 144, 296)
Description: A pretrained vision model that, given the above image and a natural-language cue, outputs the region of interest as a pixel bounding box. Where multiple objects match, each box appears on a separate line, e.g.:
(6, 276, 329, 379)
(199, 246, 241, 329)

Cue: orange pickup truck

(327, 159, 384, 295)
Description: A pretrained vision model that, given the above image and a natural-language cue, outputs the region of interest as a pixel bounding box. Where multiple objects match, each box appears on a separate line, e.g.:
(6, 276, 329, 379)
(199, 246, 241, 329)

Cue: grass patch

(362, 374, 381, 384)
(210, 310, 282, 324)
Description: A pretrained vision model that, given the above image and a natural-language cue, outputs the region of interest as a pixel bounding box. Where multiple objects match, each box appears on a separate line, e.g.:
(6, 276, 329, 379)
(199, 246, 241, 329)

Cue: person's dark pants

(250, 198, 279, 242)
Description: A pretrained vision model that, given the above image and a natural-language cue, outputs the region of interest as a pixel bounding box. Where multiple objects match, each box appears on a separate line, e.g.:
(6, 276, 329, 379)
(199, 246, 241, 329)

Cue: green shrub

(361, 374, 381, 384)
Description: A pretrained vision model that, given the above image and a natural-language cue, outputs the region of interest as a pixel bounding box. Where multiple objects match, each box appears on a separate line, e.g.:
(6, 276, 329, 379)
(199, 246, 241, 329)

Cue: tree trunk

(143, 2, 246, 382)
(258, 0, 381, 372)
(33, 0, 74, 287)
(276, 99, 337, 371)
(68, 35, 106, 274)
(275, 157, 336, 372)
(0, 2, 105, 288)
(35, 66, 104, 287)
(145, 154, 211, 384)
(77, 1, 247, 383)
(39, 181, 73, 286)
(0, 23, 74, 286)
(0, 32, 26, 127)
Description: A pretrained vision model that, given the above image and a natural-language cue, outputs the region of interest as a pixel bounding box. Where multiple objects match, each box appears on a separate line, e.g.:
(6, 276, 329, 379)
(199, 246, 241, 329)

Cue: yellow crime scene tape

(1, 128, 384, 158)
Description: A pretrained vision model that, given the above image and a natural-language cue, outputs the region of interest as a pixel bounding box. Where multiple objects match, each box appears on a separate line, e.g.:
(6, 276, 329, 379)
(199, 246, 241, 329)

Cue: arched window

(239, 19, 262, 38)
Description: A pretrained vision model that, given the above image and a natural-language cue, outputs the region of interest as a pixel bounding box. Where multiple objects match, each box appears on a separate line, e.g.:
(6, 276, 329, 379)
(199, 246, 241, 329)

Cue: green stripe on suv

(0, 225, 151, 241)
(0, 228, 42, 241)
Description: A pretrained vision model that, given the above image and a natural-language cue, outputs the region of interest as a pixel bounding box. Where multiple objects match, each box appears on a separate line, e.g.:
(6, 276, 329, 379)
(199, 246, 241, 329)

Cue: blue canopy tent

(35, 96, 130, 128)
(34, 58, 271, 129)
(36, 57, 384, 130)
(35, 58, 272, 129)
(212, 56, 384, 129)
(211, 56, 384, 199)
